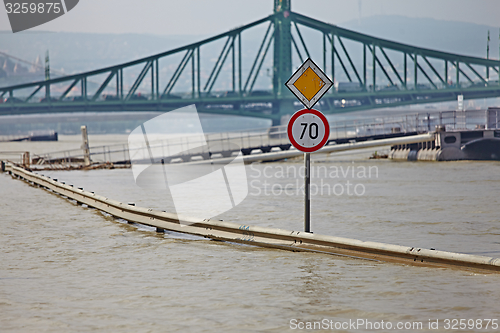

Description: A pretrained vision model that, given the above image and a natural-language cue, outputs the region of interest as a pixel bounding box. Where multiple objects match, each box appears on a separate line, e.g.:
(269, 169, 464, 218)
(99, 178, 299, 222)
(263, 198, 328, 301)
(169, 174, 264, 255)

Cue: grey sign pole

(80, 125, 91, 166)
(304, 152, 311, 233)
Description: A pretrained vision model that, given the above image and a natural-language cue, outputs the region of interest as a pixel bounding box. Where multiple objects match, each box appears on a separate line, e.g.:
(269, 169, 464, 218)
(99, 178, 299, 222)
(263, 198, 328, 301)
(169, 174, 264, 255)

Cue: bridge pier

(271, 0, 294, 127)
(271, 99, 294, 126)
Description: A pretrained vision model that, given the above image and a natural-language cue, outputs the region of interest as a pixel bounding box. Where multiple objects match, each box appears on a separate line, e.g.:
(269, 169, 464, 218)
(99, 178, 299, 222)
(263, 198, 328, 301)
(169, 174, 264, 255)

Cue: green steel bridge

(1, 0, 500, 125)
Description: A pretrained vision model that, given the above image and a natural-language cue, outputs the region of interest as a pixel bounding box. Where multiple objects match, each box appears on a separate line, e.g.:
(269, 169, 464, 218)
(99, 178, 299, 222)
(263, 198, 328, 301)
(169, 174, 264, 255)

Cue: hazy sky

(0, 0, 499, 35)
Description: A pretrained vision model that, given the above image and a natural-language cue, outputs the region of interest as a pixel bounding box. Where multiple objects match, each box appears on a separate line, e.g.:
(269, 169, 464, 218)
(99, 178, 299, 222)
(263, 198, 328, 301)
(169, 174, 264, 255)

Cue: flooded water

(1, 135, 500, 332)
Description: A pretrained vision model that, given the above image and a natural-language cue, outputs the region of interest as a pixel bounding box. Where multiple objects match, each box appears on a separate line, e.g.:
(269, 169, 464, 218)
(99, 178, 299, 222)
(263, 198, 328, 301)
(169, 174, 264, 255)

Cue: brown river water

(1, 135, 500, 332)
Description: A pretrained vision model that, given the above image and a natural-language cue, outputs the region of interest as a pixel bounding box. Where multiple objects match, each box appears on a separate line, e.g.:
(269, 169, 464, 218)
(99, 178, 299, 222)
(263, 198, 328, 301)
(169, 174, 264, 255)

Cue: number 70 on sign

(287, 109, 330, 153)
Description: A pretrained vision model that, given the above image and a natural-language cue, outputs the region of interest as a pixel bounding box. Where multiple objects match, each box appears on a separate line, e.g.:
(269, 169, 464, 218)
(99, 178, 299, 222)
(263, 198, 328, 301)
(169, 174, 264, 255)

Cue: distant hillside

(0, 31, 204, 76)
(341, 15, 499, 58)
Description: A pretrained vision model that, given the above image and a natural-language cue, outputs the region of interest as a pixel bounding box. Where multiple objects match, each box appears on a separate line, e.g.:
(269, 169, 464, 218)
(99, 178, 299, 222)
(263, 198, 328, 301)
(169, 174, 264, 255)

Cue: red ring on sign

(287, 109, 330, 153)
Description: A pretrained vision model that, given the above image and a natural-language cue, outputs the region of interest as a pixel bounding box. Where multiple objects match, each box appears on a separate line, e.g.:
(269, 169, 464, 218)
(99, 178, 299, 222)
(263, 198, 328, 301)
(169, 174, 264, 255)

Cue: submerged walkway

(3, 162, 500, 273)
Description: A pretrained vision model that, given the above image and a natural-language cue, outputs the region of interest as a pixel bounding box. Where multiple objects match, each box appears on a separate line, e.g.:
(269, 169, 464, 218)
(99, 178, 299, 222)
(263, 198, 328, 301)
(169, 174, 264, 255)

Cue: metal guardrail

(31, 109, 499, 166)
(3, 163, 500, 273)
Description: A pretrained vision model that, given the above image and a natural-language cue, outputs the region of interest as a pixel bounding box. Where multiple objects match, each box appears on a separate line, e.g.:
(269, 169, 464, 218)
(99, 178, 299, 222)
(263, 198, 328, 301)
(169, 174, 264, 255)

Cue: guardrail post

(22, 152, 30, 169)
(81, 125, 91, 166)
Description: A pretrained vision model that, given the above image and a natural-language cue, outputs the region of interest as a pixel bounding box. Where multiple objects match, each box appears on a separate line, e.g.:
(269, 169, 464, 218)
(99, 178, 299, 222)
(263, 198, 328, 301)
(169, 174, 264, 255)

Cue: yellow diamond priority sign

(285, 58, 333, 109)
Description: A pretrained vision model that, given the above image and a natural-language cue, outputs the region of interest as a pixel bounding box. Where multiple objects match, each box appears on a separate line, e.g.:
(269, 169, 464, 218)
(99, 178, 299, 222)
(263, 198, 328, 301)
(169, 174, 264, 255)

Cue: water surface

(1, 136, 499, 332)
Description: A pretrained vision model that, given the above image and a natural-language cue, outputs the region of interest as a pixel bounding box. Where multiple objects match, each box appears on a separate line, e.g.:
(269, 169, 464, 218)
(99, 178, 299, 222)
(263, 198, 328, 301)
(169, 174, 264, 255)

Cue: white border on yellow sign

(285, 58, 333, 109)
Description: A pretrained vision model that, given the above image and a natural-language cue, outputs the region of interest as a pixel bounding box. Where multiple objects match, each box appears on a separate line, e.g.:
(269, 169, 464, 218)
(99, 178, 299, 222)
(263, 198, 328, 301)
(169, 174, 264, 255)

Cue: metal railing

(31, 109, 499, 166)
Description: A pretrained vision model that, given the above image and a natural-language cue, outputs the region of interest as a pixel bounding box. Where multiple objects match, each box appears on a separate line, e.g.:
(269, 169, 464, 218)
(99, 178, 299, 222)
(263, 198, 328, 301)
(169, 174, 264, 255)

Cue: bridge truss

(1, 0, 499, 124)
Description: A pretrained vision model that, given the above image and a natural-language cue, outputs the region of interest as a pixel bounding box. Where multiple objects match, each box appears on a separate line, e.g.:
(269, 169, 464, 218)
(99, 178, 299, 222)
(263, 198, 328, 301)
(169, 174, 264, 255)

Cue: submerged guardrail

(3, 162, 500, 273)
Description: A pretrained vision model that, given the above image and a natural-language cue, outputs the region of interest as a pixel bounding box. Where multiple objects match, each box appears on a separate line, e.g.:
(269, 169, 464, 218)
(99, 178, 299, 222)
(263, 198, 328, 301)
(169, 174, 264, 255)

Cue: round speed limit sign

(287, 109, 330, 153)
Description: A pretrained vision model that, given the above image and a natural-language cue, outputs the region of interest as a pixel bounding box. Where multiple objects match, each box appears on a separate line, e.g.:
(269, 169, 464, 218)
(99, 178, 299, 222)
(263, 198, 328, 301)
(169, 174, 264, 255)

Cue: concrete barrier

(4, 162, 500, 273)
